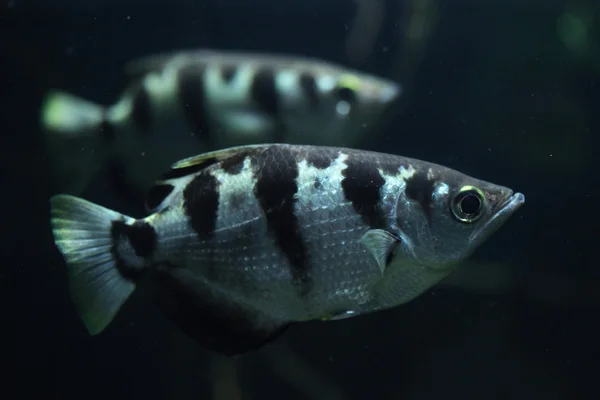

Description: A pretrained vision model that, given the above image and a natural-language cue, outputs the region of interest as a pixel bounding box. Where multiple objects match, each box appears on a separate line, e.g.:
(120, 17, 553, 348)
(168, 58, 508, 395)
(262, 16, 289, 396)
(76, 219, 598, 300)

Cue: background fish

(40, 49, 402, 199)
(49, 144, 524, 356)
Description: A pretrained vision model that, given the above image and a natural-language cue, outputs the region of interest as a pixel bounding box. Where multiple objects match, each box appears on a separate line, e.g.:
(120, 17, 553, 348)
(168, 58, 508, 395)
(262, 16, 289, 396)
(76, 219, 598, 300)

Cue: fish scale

(49, 143, 524, 356)
(292, 155, 381, 317)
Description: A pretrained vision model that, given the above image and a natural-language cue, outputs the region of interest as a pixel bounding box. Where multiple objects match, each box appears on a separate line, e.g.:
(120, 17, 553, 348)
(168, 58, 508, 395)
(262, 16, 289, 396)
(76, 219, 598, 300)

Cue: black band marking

(405, 172, 435, 224)
(305, 151, 334, 169)
(220, 152, 248, 175)
(178, 64, 212, 144)
(251, 68, 280, 119)
(110, 220, 157, 281)
(299, 73, 320, 111)
(183, 171, 220, 240)
(252, 146, 311, 296)
(341, 155, 387, 229)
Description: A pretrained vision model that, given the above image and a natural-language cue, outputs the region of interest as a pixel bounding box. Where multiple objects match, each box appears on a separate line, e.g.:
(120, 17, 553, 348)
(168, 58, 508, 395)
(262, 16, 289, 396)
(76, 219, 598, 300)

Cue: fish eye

(336, 86, 356, 103)
(451, 186, 485, 223)
(335, 74, 360, 104)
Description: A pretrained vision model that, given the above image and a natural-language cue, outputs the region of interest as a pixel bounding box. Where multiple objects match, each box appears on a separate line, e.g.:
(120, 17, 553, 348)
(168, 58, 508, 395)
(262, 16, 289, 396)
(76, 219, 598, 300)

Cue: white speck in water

(127, 15, 131, 20)
(141, 151, 146, 156)
(382, 46, 389, 52)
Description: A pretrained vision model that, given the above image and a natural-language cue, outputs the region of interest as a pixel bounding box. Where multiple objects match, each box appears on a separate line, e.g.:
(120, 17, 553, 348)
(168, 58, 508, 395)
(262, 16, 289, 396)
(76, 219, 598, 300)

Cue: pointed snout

(378, 82, 403, 104)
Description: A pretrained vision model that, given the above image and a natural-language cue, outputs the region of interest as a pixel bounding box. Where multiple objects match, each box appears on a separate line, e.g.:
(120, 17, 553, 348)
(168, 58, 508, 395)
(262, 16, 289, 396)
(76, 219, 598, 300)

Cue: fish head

(390, 164, 525, 271)
(327, 72, 401, 123)
(293, 70, 402, 146)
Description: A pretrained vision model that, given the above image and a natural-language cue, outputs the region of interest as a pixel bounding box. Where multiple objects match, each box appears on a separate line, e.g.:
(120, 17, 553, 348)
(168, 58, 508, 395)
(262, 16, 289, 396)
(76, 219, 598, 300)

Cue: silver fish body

(41, 49, 401, 197)
(49, 144, 524, 355)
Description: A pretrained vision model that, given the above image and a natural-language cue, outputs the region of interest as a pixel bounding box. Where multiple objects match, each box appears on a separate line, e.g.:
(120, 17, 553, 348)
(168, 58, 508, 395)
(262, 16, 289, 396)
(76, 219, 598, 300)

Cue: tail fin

(41, 90, 106, 137)
(40, 91, 110, 195)
(50, 194, 142, 335)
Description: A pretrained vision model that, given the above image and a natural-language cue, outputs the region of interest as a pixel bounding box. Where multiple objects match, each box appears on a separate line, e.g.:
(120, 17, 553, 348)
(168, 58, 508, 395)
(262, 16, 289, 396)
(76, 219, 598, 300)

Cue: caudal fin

(41, 91, 110, 195)
(50, 194, 140, 335)
(41, 90, 106, 137)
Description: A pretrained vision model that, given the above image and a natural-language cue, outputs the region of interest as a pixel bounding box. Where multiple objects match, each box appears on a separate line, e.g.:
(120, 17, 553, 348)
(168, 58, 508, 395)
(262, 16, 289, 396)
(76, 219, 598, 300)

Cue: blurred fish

(40, 49, 402, 199)
(49, 144, 524, 356)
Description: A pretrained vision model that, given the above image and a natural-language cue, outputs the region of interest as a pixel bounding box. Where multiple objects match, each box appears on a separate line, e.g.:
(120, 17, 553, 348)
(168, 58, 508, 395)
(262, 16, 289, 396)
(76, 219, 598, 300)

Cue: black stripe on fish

(251, 68, 280, 119)
(110, 220, 156, 280)
(299, 73, 320, 111)
(220, 65, 237, 84)
(131, 85, 152, 131)
(252, 146, 311, 296)
(251, 68, 287, 142)
(220, 151, 248, 175)
(341, 155, 387, 229)
(178, 64, 212, 144)
(305, 150, 335, 170)
(183, 171, 220, 240)
(405, 171, 435, 224)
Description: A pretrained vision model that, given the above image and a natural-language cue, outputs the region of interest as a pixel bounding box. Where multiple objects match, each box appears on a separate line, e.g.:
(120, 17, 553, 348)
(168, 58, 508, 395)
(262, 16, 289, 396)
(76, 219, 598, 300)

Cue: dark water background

(5, 0, 600, 399)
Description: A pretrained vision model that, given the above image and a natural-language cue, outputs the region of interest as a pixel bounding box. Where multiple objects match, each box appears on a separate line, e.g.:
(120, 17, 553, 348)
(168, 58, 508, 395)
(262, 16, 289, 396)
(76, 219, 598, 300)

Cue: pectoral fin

(360, 229, 400, 275)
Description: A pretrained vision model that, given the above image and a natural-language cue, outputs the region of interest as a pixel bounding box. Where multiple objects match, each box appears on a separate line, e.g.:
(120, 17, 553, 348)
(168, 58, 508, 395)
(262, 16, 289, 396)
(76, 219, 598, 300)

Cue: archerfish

(49, 144, 524, 356)
(40, 49, 402, 199)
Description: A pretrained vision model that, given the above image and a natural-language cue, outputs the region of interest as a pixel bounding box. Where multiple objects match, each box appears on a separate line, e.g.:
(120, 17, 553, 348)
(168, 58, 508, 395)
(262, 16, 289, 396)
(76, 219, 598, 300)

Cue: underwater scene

(7, 0, 599, 399)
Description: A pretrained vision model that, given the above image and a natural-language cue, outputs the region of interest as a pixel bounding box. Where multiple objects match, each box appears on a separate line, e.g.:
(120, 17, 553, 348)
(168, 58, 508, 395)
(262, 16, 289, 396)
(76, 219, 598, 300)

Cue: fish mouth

(470, 191, 525, 245)
(379, 82, 403, 103)
(498, 191, 526, 214)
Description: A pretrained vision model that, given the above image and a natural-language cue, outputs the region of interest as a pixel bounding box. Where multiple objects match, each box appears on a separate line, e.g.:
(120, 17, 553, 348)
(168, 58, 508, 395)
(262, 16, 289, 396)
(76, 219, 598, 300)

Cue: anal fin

(157, 266, 291, 357)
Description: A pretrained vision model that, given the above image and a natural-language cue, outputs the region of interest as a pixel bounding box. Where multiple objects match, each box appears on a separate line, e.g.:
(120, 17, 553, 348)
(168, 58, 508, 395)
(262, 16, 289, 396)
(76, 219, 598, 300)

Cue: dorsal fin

(124, 52, 179, 78)
(170, 144, 269, 170)
(124, 49, 219, 78)
(144, 144, 270, 214)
